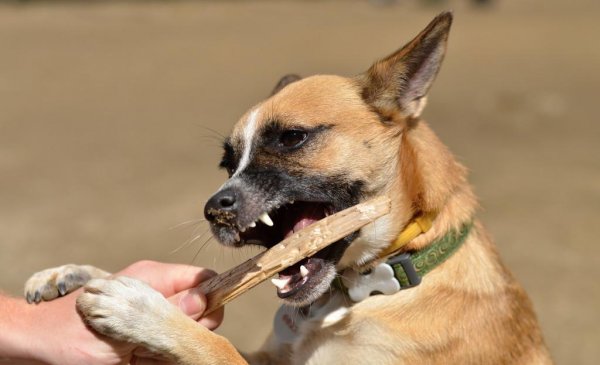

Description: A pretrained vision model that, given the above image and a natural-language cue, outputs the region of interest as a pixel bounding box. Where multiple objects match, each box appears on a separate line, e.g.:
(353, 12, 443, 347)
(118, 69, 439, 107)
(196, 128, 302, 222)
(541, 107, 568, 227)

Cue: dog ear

(271, 74, 302, 96)
(359, 12, 453, 120)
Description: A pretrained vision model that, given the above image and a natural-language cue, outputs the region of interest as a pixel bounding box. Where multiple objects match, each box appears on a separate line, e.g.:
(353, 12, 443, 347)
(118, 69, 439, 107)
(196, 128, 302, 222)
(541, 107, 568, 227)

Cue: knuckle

(128, 259, 159, 272)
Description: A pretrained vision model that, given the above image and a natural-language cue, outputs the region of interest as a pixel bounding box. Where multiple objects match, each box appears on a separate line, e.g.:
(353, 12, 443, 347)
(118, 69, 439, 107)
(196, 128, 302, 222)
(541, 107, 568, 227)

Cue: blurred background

(0, 0, 598, 363)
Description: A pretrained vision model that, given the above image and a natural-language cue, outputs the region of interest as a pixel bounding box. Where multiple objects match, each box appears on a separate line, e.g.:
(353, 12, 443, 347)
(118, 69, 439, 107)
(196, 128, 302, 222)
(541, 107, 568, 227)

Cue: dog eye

(279, 130, 308, 148)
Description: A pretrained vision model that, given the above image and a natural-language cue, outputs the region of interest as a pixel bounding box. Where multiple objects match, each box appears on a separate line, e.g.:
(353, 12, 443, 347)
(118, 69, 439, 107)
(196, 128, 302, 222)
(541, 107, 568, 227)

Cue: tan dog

(26, 12, 552, 365)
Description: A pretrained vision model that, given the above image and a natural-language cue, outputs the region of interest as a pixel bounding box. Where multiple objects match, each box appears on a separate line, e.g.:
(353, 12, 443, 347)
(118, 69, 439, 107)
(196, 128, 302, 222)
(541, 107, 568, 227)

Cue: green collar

(335, 222, 473, 301)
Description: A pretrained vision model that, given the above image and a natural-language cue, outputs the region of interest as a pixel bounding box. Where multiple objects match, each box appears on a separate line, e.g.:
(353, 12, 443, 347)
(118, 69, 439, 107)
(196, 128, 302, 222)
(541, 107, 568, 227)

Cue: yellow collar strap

(377, 212, 437, 259)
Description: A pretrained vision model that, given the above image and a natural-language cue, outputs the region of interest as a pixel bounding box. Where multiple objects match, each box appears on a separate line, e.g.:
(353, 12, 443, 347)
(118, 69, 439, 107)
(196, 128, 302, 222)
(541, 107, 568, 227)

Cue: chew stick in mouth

(198, 195, 391, 315)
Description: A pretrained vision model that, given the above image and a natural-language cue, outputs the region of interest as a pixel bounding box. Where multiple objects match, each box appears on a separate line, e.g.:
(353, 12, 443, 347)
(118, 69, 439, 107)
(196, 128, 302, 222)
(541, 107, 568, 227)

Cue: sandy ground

(0, 0, 598, 363)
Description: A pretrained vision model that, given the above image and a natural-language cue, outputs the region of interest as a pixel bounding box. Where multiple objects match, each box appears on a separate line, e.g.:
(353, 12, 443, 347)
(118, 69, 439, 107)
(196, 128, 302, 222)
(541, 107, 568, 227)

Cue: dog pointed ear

(271, 74, 302, 96)
(359, 12, 453, 120)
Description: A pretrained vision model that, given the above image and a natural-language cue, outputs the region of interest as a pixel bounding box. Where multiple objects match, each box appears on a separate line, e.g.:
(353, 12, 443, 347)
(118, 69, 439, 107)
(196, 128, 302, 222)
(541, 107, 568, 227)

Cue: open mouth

(271, 257, 324, 298)
(238, 201, 332, 246)
(237, 201, 340, 303)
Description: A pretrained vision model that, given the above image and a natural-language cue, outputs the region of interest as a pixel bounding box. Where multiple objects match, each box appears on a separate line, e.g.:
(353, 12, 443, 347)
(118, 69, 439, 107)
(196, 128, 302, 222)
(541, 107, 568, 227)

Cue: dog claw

(57, 282, 67, 296)
(24, 264, 110, 304)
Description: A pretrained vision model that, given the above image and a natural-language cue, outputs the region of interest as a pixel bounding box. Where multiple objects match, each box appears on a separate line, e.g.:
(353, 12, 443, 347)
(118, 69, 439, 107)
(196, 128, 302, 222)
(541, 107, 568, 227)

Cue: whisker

(192, 235, 215, 264)
(168, 218, 206, 231)
(194, 124, 226, 139)
(198, 235, 215, 253)
(197, 135, 225, 143)
(171, 227, 210, 254)
(190, 221, 208, 237)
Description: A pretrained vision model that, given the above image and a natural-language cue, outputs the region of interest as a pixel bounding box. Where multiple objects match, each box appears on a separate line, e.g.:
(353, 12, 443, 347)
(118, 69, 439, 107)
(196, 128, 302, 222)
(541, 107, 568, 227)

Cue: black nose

(204, 188, 238, 221)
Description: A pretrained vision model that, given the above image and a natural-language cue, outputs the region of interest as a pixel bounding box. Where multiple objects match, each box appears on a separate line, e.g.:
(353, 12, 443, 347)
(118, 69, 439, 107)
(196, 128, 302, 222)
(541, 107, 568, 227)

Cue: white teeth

(271, 277, 290, 290)
(258, 212, 274, 226)
(249, 222, 256, 228)
(300, 265, 309, 277)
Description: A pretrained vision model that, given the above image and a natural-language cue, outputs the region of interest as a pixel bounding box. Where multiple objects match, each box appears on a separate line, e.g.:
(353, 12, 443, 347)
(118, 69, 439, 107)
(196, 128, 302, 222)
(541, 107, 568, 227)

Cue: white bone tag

(342, 263, 400, 302)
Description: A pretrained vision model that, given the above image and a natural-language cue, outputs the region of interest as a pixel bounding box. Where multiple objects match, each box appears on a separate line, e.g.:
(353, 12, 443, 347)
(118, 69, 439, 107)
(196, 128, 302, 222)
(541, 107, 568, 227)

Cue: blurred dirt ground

(0, 0, 598, 363)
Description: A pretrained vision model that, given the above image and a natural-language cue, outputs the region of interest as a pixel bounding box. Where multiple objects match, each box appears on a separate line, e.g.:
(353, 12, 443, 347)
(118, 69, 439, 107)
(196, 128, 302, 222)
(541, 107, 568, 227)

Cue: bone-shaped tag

(342, 263, 400, 302)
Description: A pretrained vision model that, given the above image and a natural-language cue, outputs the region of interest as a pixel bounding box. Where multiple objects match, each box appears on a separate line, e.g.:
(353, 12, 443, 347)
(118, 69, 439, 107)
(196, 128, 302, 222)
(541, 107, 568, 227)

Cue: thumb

(168, 287, 207, 320)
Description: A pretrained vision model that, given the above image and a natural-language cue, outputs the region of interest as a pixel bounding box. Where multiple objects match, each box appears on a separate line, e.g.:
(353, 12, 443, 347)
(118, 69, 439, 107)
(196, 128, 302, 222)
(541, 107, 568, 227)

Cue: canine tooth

(271, 277, 290, 290)
(258, 212, 274, 226)
(249, 222, 256, 228)
(300, 265, 309, 277)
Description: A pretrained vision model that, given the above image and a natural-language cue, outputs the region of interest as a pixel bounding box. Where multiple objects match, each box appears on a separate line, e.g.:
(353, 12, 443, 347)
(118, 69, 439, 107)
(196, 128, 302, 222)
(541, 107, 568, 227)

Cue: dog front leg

(77, 276, 247, 365)
(24, 264, 110, 303)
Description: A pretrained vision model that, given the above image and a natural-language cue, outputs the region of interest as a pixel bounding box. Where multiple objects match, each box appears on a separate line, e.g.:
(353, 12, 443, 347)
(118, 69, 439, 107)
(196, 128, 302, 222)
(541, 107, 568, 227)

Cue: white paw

(24, 264, 108, 304)
(77, 276, 177, 350)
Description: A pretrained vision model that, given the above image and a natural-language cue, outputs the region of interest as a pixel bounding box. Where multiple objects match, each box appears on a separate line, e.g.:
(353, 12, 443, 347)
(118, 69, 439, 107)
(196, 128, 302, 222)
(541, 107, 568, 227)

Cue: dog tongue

(283, 203, 326, 238)
(290, 218, 318, 236)
(285, 218, 318, 238)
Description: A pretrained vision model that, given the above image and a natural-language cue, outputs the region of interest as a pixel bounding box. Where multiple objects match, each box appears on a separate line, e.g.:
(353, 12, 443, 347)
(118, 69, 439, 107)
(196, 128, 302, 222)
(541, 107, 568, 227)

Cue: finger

(168, 287, 208, 319)
(166, 285, 224, 329)
(198, 305, 225, 330)
(118, 261, 217, 297)
(166, 266, 217, 295)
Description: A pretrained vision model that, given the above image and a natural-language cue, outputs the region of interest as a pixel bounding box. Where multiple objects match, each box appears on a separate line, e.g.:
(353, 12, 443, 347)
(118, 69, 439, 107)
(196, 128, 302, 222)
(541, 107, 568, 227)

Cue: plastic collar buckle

(387, 253, 422, 289)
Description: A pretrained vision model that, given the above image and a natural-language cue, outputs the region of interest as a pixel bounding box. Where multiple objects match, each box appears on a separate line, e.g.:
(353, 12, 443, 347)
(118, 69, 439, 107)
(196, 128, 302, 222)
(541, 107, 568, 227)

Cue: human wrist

(0, 295, 45, 362)
(19, 296, 87, 365)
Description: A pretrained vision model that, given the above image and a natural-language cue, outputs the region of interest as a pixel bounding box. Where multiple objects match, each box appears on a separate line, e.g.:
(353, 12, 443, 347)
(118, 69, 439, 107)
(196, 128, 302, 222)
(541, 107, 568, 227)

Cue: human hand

(117, 260, 223, 329)
(22, 261, 223, 365)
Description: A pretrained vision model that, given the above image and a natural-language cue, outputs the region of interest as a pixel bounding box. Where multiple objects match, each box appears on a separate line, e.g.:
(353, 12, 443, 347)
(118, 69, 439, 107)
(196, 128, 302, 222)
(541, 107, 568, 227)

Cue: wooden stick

(198, 196, 391, 314)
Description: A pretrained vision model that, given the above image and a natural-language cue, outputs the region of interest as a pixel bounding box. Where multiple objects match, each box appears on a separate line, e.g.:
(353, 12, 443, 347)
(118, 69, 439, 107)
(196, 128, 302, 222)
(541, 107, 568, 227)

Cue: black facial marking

(219, 139, 237, 176)
(241, 166, 364, 214)
(260, 121, 333, 154)
(206, 166, 365, 305)
(208, 117, 362, 306)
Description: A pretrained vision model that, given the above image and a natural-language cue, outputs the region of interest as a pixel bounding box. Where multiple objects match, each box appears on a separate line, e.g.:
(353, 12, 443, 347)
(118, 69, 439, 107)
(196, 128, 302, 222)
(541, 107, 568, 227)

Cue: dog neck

(377, 211, 436, 259)
(335, 219, 473, 302)
(272, 217, 473, 346)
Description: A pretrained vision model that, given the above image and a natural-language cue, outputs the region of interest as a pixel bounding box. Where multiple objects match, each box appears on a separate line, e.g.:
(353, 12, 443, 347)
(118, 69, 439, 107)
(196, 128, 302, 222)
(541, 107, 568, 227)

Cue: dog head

(205, 12, 462, 306)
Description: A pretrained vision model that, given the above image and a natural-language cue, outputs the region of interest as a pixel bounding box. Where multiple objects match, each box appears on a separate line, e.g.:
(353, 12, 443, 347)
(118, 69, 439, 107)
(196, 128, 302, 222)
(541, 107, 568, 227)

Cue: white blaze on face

(233, 108, 260, 177)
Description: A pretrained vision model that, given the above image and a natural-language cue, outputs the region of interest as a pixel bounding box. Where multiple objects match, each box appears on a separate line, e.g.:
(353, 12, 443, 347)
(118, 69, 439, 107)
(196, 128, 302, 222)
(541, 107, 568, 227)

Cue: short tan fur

(29, 11, 553, 365)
